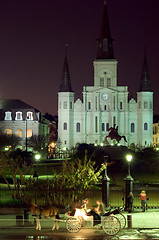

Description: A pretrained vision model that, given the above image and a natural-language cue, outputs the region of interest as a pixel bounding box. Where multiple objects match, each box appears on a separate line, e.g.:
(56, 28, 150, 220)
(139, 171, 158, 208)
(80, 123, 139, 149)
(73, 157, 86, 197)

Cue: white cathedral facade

(58, 2, 153, 149)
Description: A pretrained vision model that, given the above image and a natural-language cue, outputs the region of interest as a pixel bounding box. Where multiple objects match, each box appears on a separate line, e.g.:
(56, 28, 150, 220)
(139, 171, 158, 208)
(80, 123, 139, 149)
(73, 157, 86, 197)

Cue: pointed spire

(139, 50, 152, 92)
(96, 1, 114, 59)
(59, 44, 73, 92)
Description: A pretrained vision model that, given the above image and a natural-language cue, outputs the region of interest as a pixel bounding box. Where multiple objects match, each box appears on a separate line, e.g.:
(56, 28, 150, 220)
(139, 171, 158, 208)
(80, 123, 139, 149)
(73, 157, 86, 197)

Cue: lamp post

(124, 154, 134, 211)
(102, 155, 110, 208)
(33, 171, 38, 204)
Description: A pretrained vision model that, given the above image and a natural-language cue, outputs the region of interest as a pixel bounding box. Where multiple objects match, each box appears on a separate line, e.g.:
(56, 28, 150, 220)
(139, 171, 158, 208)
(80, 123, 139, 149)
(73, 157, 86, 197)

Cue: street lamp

(35, 154, 41, 161)
(125, 154, 133, 211)
(102, 155, 110, 208)
(33, 171, 38, 204)
(126, 154, 132, 177)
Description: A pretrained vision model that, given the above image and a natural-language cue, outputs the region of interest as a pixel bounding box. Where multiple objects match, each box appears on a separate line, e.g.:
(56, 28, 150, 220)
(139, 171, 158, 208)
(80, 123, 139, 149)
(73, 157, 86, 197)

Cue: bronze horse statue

(105, 126, 127, 143)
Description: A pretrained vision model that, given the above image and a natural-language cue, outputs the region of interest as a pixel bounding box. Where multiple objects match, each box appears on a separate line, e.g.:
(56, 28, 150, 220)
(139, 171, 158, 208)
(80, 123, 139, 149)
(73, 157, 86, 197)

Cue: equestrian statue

(105, 125, 127, 143)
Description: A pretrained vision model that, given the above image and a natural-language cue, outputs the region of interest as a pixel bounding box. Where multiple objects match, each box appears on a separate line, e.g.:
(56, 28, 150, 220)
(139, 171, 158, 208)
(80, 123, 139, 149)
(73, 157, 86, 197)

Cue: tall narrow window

(144, 101, 148, 109)
(139, 102, 141, 109)
(120, 101, 122, 110)
(150, 101, 152, 109)
(113, 97, 115, 110)
(63, 122, 67, 130)
(144, 123, 148, 130)
(70, 102, 73, 109)
(95, 96, 98, 110)
(95, 116, 98, 133)
(107, 78, 111, 87)
(100, 77, 104, 87)
(5, 111, 12, 120)
(131, 123, 135, 133)
(104, 105, 107, 111)
(76, 122, 80, 132)
(88, 101, 91, 110)
(106, 123, 109, 131)
(103, 38, 108, 51)
(102, 123, 105, 131)
(63, 101, 67, 109)
(113, 116, 116, 126)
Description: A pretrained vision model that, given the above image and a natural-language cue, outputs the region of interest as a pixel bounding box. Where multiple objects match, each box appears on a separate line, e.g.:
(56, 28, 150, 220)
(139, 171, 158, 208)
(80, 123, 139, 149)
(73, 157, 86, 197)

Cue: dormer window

(15, 111, 22, 120)
(5, 111, 12, 120)
(27, 111, 33, 120)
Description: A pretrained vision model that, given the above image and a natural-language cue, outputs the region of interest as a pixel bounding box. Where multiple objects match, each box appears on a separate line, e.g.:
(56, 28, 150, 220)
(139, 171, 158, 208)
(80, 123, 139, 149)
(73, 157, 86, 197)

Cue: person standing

(127, 192, 134, 213)
(139, 190, 147, 212)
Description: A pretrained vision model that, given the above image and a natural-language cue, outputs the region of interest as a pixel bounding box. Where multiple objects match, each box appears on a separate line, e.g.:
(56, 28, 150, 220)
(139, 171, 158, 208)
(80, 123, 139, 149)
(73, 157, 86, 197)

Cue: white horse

(30, 203, 60, 231)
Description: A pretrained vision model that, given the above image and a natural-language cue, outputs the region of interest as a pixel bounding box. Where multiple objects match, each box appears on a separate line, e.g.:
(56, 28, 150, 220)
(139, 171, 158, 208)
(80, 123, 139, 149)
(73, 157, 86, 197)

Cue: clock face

(101, 93, 109, 101)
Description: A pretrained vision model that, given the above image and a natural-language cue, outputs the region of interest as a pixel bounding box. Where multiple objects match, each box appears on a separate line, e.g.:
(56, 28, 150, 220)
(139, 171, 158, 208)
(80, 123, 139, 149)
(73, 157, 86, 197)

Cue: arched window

(131, 123, 135, 133)
(76, 122, 80, 132)
(102, 123, 105, 131)
(144, 123, 148, 130)
(106, 123, 109, 131)
(63, 122, 67, 130)
(27, 129, 33, 138)
(15, 111, 22, 120)
(144, 101, 148, 109)
(15, 129, 23, 137)
(120, 101, 122, 110)
(27, 111, 33, 120)
(63, 102, 67, 109)
(5, 111, 12, 120)
(5, 129, 12, 136)
(88, 102, 91, 110)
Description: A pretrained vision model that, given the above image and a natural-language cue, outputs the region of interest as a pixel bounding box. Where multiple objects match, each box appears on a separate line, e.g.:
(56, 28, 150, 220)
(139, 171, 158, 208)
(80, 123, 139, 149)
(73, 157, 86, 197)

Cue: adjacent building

(0, 99, 49, 150)
(58, 2, 153, 149)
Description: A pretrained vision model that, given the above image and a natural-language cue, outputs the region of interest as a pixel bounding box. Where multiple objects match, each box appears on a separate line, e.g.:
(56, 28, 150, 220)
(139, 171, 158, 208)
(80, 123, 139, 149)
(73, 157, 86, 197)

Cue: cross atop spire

(139, 50, 152, 92)
(96, 1, 114, 59)
(59, 45, 73, 92)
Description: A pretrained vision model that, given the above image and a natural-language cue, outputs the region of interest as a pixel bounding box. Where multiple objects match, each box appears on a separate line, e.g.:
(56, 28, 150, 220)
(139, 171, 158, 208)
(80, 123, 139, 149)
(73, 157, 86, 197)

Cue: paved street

(0, 209, 159, 239)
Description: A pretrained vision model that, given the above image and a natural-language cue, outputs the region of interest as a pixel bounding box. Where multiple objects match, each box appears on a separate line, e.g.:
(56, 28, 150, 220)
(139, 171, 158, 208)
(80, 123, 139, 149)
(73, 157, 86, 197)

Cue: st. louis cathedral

(58, 2, 153, 149)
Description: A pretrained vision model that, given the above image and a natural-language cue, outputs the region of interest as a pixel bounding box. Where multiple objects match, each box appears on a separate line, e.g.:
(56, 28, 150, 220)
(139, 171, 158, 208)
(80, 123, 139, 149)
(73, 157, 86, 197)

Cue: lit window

(106, 123, 109, 131)
(144, 101, 148, 109)
(64, 122, 67, 130)
(100, 78, 104, 87)
(5, 111, 12, 120)
(131, 123, 135, 133)
(27, 129, 33, 138)
(15, 112, 22, 120)
(107, 78, 111, 87)
(15, 129, 23, 137)
(102, 123, 105, 131)
(144, 123, 148, 130)
(27, 112, 33, 120)
(5, 129, 12, 136)
(63, 102, 67, 109)
(76, 123, 80, 132)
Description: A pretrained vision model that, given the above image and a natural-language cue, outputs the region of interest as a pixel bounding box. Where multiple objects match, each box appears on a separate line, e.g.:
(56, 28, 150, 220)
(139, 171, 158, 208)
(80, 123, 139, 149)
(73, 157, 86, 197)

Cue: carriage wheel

(115, 213, 126, 229)
(102, 216, 121, 236)
(66, 217, 82, 233)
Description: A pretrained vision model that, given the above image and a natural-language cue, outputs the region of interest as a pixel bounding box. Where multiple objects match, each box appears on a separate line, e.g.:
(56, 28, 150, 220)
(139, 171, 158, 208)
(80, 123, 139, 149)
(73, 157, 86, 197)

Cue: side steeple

(139, 51, 152, 92)
(96, 1, 114, 59)
(59, 46, 73, 92)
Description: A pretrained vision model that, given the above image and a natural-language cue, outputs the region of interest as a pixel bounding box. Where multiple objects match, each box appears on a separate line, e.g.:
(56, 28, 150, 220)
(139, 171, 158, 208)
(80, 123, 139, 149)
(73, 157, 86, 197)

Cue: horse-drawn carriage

(31, 203, 126, 236)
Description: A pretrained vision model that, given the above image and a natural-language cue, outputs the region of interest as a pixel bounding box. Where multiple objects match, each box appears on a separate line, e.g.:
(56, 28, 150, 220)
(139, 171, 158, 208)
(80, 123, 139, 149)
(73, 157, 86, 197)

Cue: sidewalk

(0, 208, 159, 229)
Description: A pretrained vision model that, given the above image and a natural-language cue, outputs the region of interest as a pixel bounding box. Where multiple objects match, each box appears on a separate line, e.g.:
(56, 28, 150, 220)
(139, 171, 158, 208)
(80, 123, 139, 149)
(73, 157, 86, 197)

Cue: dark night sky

(0, 0, 159, 115)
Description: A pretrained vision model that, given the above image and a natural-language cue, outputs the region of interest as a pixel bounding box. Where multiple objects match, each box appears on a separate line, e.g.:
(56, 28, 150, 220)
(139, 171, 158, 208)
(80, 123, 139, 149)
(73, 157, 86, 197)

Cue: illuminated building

(58, 2, 153, 149)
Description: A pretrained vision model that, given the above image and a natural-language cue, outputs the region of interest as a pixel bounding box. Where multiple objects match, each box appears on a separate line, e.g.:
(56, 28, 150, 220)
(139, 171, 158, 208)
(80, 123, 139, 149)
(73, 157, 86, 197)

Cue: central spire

(96, 1, 114, 59)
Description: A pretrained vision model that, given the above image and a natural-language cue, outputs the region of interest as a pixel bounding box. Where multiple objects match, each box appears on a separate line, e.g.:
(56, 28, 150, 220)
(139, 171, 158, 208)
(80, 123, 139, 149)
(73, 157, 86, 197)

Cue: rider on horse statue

(105, 125, 127, 143)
